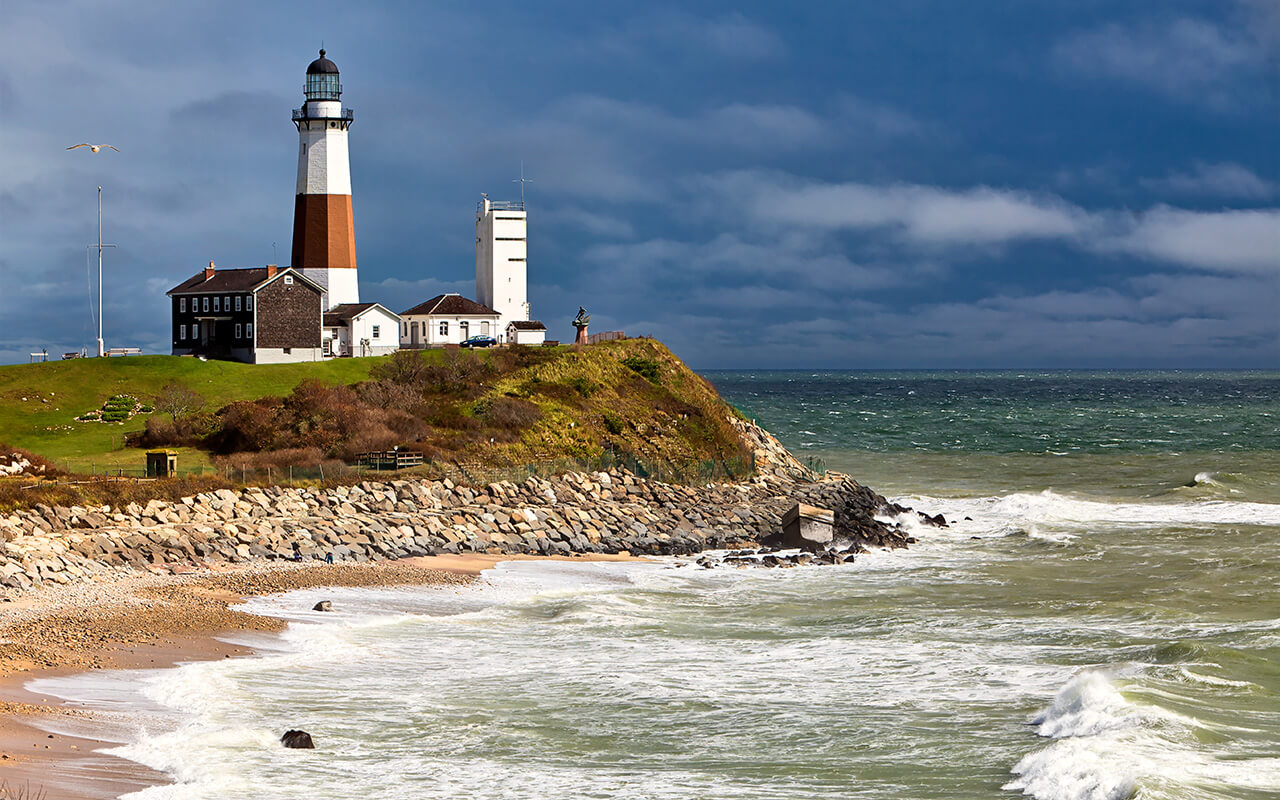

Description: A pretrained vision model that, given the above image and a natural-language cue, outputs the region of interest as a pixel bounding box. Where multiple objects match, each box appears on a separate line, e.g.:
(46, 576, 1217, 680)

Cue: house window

(402, 322, 408, 337)
(203, 297, 210, 312)
(481, 321, 489, 335)
(323, 339, 332, 355)
(235, 323, 243, 338)
(284, 275, 294, 285)
(179, 298, 186, 312)
(235, 296, 242, 311)
(246, 296, 253, 311)
(213, 296, 220, 312)
(246, 323, 253, 338)
(224, 296, 230, 310)
(371, 325, 380, 339)
(439, 321, 449, 336)
(179, 324, 186, 340)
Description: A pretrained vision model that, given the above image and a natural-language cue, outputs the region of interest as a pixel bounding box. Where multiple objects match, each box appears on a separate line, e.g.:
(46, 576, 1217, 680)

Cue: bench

(106, 347, 142, 357)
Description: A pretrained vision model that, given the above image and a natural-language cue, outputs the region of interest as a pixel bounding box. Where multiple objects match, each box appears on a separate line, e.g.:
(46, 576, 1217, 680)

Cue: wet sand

(0, 553, 637, 799)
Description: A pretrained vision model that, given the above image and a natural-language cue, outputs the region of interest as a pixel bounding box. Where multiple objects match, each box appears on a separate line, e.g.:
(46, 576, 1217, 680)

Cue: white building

(322, 302, 400, 358)
(506, 320, 546, 345)
(475, 197, 530, 341)
(292, 49, 360, 310)
(399, 294, 501, 347)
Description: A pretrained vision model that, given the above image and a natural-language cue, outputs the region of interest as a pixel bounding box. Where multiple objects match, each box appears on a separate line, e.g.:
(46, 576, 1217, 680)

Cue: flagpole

(97, 186, 104, 358)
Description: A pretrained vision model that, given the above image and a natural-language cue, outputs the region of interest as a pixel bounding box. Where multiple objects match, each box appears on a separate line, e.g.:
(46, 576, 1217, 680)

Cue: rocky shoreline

(0, 423, 932, 594)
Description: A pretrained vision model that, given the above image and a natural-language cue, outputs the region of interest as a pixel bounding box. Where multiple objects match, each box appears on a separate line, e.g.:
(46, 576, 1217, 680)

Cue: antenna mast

(88, 186, 116, 358)
(513, 161, 532, 207)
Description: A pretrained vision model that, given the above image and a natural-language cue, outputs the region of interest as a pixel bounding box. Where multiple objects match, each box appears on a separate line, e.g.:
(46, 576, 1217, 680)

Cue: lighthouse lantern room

(291, 49, 358, 310)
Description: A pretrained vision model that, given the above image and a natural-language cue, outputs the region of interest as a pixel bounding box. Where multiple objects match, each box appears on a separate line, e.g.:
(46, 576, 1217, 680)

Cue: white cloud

(1053, 18, 1261, 108)
(1110, 206, 1280, 272)
(699, 171, 1087, 245)
(695, 171, 1279, 273)
(1142, 162, 1275, 199)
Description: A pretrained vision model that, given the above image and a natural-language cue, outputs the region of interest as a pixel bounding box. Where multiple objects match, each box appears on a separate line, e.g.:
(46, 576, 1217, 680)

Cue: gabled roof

(167, 266, 323, 296)
(508, 320, 546, 331)
(400, 294, 499, 317)
(323, 302, 399, 327)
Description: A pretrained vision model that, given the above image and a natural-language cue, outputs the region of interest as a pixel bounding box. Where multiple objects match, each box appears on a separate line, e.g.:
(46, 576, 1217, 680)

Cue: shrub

(356, 378, 425, 413)
(567, 376, 599, 397)
(218, 447, 326, 470)
(425, 405, 481, 430)
(370, 349, 432, 389)
(493, 344, 558, 372)
(620, 356, 661, 384)
(131, 416, 178, 447)
(423, 350, 497, 396)
(138, 404, 154, 413)
(476, 396, 542, 431)
(211, 399, 284, 453)
(602, 411, 624, 435)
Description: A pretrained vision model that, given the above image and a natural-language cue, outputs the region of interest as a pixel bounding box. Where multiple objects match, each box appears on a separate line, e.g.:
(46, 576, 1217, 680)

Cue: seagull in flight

(66, 143, 119, 153)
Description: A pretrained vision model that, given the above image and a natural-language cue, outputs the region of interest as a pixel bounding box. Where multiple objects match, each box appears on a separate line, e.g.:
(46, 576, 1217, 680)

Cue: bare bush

(153, 382, 205, 422)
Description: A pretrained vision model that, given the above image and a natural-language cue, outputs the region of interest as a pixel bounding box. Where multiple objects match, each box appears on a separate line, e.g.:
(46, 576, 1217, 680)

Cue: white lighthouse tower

(476, 197, 530, 340)
(291, 49, 358, 309)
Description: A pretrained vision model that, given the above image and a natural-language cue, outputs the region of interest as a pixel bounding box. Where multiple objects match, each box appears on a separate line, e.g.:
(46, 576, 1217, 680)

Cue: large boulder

(780, 503, 834, 551)
(281, 730, 315, 749)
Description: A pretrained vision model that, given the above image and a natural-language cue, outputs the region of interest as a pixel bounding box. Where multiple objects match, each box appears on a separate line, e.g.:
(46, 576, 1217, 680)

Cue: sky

(1, 0, 1277, 368)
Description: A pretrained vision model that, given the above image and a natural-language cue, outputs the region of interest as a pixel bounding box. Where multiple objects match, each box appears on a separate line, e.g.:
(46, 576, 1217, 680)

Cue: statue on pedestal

(573, 306, 590, 345)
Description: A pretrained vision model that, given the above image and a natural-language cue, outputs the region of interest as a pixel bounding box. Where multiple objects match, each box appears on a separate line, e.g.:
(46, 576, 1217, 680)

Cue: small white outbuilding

(322, 302, 401, 358)
(506, 320, 547, 345)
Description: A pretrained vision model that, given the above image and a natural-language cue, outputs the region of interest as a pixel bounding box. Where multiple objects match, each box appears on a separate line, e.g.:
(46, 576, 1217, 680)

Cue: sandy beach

(0, 552, 638, 799)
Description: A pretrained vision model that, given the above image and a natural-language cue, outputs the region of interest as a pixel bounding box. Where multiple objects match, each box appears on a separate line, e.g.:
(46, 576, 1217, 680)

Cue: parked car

(461, 335, 498, 348)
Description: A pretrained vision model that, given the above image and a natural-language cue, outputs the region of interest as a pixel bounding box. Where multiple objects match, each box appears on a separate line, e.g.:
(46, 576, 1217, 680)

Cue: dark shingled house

(167, 262, 324, 363)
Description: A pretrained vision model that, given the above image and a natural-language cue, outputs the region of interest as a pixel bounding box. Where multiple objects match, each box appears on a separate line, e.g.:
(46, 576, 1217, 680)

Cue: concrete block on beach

(781, 503, 834, 551)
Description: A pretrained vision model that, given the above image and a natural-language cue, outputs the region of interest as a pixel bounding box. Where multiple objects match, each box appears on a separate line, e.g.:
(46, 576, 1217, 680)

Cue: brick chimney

(266, 264, 278, 278)
(204, 260, 216, 280)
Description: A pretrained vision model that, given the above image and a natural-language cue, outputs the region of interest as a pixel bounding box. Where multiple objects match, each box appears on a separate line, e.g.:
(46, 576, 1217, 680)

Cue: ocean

(30, 370, 1280, 799)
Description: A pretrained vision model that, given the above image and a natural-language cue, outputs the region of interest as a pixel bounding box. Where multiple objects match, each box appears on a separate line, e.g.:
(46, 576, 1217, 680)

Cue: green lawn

(0, 355, 387, 470)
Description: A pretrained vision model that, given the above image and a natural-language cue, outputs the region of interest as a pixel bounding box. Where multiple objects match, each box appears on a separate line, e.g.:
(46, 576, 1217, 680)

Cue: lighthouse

(291, 49, 358, 309)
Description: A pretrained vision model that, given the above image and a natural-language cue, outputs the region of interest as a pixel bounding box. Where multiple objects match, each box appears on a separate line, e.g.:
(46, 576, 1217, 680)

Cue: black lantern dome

(304, 49, 341, 101)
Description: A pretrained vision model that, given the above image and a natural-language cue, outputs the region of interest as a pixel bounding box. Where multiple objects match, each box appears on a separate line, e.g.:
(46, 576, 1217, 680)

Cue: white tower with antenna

(475, 167, 531, 341)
